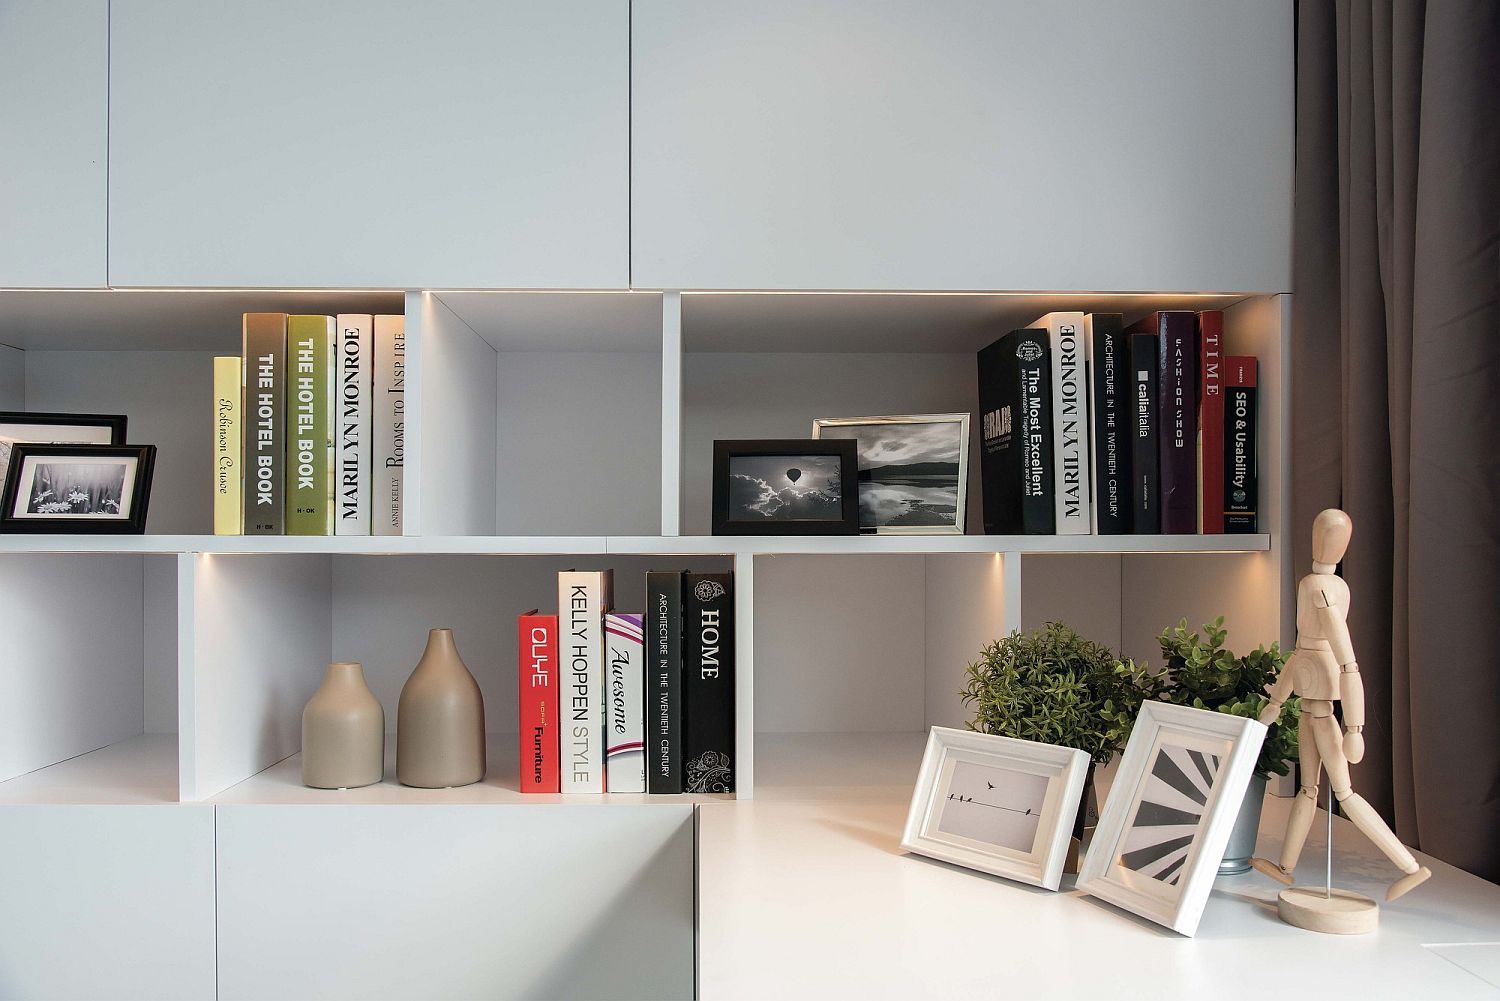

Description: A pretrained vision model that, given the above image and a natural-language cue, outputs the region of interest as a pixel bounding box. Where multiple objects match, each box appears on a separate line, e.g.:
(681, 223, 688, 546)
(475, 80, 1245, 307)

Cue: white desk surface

(700, 733, 1500, 1000)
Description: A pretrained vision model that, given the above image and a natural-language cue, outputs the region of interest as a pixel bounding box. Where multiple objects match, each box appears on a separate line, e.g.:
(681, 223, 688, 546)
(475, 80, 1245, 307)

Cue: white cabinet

(633, 0, 1293, 292)
(216, 805, 696, 1001)
(108, 1, 629, 289)
(0, 805, 216, 1000)
(0, 0, 107, 288)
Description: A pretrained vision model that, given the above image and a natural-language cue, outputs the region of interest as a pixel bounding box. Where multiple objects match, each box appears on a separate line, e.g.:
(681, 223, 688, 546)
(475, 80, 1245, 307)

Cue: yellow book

(213, 355, 243, 534)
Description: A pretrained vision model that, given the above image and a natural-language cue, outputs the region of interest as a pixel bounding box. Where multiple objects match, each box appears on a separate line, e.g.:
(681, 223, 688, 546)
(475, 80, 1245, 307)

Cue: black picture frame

(712, 439, 860, 536)
(0, 443, 157, 534)
(0, 411, 129, 489)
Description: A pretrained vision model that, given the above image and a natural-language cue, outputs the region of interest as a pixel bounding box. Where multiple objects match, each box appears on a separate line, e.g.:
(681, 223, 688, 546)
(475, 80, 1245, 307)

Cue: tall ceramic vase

(301, 661, 385, 789)
(397, 628, 487, 788)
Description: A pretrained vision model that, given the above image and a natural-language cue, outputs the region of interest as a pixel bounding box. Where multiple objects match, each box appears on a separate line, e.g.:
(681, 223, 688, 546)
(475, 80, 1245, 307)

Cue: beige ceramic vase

(397, 628, 487, 788)
(301, 661, 385, 789)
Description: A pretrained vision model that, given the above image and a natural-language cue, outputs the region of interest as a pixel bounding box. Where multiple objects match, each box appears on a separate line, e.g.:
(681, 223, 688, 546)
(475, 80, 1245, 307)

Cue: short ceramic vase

(397, 628, 487, 788)
(301, 661, 385, 789)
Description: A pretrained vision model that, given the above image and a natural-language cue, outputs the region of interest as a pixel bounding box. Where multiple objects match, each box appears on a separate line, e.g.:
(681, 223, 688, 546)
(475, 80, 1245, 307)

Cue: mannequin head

(1312, 508, 1352, 567)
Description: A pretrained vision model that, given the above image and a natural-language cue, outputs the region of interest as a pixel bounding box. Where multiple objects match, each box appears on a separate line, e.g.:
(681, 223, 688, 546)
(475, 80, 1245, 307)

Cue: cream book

(212, 355, 242, 534)
(335, 314, 373, 535)
(373, 314, 405, 536)
(1033, 311, 1090, 535)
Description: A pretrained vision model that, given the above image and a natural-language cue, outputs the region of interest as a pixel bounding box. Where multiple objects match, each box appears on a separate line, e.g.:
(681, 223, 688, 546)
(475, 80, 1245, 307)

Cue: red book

(1197, 311, 1225, 533)
(518, 611, 560, 793)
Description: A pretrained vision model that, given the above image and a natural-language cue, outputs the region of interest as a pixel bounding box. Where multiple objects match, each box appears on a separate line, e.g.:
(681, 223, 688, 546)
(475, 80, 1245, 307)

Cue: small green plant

(1154, 617, 1298, 778)
(961, 621, 1161, 764)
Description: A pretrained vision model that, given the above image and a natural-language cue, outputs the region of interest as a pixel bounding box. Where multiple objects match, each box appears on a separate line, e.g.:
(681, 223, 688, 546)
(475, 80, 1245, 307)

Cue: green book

(285, 315, 336, 535)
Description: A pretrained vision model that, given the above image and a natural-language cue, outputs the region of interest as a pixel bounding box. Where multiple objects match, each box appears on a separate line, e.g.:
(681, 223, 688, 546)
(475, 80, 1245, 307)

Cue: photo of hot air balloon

(711, 439, 860, 536)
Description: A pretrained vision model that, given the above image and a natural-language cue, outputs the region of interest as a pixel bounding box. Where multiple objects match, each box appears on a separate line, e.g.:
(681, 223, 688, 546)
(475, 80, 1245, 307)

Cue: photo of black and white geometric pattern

(1117, 745, 1223, 887)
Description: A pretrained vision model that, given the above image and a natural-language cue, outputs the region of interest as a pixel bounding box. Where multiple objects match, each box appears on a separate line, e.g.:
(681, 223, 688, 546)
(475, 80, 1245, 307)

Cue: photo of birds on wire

(936, 760, 1049, 853)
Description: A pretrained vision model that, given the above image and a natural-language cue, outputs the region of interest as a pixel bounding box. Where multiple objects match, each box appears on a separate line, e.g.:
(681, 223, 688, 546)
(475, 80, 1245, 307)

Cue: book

(1126, 312, 1198, 533)
(242, 312, 287, 535)
(645, 570, 684, 794)
(1224, 356, 1258, 533)
(1083, 313, 1129, 535)
(605, 612, 646, 794)
(1129, 333, 1160, 534)
(977, 328, 1056, 534)
(558, 569, 613, 793)
(683, 572, 735, 793)
(373, 314, 406, 537)
(335, 314, 373, 536)
(1034, 312, 1090, 534)
(285, 315, 335, 536)
(1197, 311, 1226, 534)
(212, 355, 242, 535)
(518, 611, 560, 794)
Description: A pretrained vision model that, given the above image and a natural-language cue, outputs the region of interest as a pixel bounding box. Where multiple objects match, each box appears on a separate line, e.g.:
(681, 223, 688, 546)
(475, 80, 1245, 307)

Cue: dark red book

(1125, 312, 1198, 533)
(518, 610, 560, 793)
(1197, 311, 1225, 533)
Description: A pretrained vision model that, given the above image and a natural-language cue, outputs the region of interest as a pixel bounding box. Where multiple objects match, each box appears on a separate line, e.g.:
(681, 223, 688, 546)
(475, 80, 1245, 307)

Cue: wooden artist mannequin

(1250, 509, 1431, 911)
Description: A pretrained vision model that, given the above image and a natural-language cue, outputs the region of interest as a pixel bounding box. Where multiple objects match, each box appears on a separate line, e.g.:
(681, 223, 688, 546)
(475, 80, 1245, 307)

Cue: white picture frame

(812, 413, 970, 535)
(1077, 701, 1267, 936)
(900, 726, 1090, 891)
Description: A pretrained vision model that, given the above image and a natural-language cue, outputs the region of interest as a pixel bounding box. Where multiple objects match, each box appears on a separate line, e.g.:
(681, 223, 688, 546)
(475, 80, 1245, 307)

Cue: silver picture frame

(812, 413, 970, 535)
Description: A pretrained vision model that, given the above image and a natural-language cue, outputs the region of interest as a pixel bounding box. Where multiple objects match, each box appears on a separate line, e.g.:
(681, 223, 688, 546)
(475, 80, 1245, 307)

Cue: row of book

(212, 313, 405, 535)
(519, 569, 736, 795)
(977, 310, 1257, 535)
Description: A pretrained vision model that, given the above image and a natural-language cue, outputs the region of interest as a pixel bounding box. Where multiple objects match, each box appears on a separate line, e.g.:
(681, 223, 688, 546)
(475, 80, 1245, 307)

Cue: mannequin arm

(1316, 592, 1365, 760)
(1259, 665, 1295, 727)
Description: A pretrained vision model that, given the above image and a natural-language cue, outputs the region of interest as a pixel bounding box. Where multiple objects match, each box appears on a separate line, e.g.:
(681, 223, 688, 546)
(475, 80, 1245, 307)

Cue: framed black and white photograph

(813, 414, 970, 535)
(0, 412, 128, 491)
(1077, 701, 1267, 936)
(900, 726, 1091, 890)
(0, 444, 157, 534)
(712, 439, 859, 535)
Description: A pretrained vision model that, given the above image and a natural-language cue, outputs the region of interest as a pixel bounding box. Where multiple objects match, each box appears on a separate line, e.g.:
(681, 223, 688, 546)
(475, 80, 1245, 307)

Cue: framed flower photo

(1077, 701, 1267, 936)
(0, 444, 157, 534)
(813, 414, 970, 535)
(900, 726, 1090, 891)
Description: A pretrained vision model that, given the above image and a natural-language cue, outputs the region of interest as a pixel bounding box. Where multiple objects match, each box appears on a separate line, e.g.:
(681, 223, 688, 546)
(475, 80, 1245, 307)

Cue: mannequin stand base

(1277, 886, 1379, 935)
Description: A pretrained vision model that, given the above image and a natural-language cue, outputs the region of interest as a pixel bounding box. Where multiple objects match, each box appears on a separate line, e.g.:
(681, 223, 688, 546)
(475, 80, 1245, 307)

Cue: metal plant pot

(1219, 773, 1269, 875)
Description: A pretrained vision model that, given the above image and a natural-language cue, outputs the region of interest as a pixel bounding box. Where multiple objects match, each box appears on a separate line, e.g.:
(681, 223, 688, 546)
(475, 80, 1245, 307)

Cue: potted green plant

(960, 621, 1160, 857)
(1153, 617, 1298, 874)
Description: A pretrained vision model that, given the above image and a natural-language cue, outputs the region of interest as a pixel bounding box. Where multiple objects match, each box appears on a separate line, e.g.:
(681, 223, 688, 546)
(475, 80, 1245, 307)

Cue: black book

(1224, 357, 1258, 532)
(645, 570, 684, 793)
(683, 572, 734, 793)
(1085, 313, 1131, 534)
(977, 328, 1056, 534)
(1129, 333, 1161, 534)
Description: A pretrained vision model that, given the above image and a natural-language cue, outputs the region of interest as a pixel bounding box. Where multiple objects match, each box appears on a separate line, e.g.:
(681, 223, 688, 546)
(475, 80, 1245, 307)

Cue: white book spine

(1039, 311, 1090, 534)
(604, 612, 646, 794)
(334, 314, 373, 535)
(372, 314, 405, 536)
(559, 570, 614, 794)
(1083, 314, 1101, 535)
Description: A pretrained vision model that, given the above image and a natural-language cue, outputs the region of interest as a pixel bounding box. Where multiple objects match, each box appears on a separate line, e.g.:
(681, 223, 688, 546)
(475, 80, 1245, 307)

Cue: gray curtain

(1293, 0, 1500, 881)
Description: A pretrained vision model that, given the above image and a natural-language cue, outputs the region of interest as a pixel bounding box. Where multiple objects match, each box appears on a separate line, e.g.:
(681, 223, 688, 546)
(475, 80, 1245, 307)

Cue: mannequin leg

(1308, 713, 1432, 900)
(1278, 711, 1323, 873)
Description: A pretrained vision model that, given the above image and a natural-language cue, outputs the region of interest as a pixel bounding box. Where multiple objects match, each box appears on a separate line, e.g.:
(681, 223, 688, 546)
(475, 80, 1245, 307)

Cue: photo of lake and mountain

(814, 415, 969, 534)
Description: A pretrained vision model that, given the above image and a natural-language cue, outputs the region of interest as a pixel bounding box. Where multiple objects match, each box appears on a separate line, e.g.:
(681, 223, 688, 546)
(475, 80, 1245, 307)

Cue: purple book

(1125, 312, 1198, 534)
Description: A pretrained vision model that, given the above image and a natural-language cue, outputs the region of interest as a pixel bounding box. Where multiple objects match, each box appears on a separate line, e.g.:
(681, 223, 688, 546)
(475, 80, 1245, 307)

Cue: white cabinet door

(0, 806, 216, 1000)
(633, 1, 1292, 293)
(109, 1, 629, 289)
(0, 0, 107, 288)
(216, 804, 696, 1000)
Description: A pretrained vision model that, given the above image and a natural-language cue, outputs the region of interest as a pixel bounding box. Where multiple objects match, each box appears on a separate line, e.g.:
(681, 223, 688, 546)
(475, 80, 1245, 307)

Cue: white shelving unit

(0, 282, 1303, 999)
